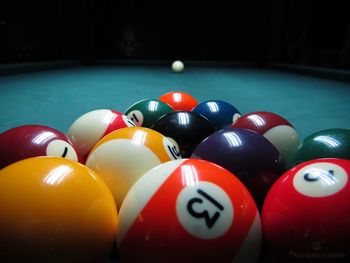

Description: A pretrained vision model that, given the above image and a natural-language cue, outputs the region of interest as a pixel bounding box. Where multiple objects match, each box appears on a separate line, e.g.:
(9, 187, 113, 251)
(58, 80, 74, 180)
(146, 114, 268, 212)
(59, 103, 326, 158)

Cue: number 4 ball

(117, 159, 262, 263)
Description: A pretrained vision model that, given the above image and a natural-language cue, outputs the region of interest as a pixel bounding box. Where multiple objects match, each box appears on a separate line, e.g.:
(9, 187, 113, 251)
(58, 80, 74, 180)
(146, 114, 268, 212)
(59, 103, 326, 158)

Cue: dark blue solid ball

(192, 100, 241, 130)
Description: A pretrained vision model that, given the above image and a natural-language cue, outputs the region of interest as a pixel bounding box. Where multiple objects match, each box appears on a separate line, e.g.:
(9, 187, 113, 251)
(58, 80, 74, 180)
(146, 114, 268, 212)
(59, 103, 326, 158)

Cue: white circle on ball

(232, 113, 241, 124)
(127, 110, 144, 126)
(163, 137, 181, 159)
(122, 114, 136, 127)
(176, 181, 233, 239)
(293, 162, 348, 197)
(46, 139, 78, 161)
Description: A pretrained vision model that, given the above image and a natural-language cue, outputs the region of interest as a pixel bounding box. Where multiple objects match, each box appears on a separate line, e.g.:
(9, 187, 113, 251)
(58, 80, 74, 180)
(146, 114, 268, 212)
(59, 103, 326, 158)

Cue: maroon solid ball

(0, 125, 83, 169)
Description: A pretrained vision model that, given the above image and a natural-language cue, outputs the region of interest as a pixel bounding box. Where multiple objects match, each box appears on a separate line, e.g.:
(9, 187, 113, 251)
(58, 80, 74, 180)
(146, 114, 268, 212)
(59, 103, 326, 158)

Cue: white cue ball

(171, 60, 184, 73)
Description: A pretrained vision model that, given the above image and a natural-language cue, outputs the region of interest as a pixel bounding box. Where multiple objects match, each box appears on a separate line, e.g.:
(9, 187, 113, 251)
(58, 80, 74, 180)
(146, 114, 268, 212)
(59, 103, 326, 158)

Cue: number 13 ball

(117, 159, 261, 263)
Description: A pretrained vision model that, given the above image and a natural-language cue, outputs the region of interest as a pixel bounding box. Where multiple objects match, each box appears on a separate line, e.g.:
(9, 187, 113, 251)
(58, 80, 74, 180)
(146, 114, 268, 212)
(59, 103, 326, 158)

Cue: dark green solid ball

(287, 128, 350, 168)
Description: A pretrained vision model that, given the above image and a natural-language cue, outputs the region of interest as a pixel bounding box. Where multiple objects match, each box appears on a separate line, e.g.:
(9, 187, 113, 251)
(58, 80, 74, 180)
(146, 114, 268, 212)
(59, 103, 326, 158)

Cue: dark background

(0, 0, 349, 68)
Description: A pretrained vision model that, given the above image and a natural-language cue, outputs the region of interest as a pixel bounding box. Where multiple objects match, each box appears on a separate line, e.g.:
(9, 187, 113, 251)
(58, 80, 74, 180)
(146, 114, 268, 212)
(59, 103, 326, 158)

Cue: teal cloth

(1, 65, 350, 140)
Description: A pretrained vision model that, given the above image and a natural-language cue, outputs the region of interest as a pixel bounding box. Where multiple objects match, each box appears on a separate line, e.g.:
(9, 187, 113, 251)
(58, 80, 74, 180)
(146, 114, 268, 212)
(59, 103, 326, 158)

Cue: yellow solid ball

(0, 157, 118, 263)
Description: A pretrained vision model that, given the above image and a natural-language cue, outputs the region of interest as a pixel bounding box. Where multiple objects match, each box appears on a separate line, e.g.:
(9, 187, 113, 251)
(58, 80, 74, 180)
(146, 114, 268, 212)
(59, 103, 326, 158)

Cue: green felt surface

(1, 64, 350, 140)
(0, 63, 350, 263)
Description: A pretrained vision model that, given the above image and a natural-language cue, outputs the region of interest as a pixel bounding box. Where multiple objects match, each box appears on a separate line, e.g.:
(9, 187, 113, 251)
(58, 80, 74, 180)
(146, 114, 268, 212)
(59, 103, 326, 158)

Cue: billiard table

(1, 61, 350, 139)
(1, 61, 350, 263)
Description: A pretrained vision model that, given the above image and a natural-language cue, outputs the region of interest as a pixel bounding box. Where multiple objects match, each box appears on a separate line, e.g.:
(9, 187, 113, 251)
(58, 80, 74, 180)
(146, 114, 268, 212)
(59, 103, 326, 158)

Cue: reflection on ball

(85, 127, 181, 208)
(262, 158, 350, 263)
(0, 157, 118, 263)
(117, 158, 261, 263)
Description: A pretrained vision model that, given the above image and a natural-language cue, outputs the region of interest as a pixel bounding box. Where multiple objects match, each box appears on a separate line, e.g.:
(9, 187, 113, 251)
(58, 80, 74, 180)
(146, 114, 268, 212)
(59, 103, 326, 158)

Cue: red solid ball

(262, 158, 350, 262)
(159, 91, 198, 111)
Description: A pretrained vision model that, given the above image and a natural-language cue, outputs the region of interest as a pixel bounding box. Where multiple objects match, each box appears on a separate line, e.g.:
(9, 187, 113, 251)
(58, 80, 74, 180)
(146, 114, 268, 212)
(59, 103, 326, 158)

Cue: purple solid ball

(191, 127, 285, 207)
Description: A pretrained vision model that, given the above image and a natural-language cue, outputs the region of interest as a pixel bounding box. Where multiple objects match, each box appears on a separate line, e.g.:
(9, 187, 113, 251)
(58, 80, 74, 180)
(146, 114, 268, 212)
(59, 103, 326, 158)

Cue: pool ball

(0, 125, 83, 169)
(191, 128, 284, 207)
(67, 109, 135, 159)
(124, 99, 173, 127)
(159, 91, 198, 111)
(192, 100, 242, 130)
(151, 111, 215, 158)
(85, 127, 181, 208)
(0, 157, 118, 263)
(171, 60, 184, 73)
(262, 158, 350, 263)
(288, 128, 350, 168)
(231, 111, 301, 163)
(117, 159, 262, 263)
